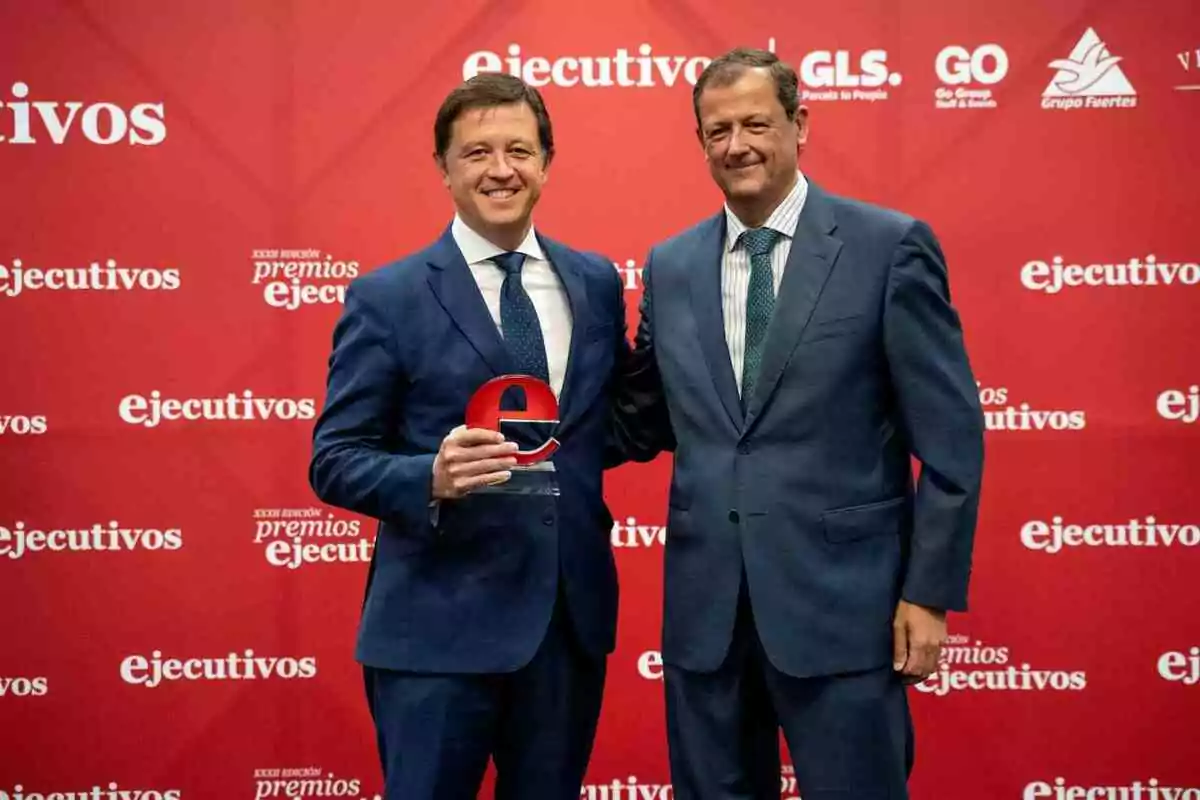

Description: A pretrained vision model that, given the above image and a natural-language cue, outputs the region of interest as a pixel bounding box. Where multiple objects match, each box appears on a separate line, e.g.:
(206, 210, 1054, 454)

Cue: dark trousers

(665, 580, 913, 800)
(364, 597, 606, 799)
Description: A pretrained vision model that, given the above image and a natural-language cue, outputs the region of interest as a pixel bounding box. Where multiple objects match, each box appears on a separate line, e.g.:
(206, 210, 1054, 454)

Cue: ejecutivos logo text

(0, 521, 182, 561)
(637, 651, 664, 680)
(581, 769, 801, 799)
(1176, 46, 1200, 91)
(0, 676, 48, 697)
(1021, 255, 1199, 294)
(611, 516, 666, 548)
(0, 259, 181, 299)
(0, 414, 47, 436)
(120, 650, 317, 689)
(0, 81, 166, 145)
(934, 44, 1008, 109)
(254, 508, 371, 570)
(464, 37, 901, 103)
(1158, 646, 1200, 686)
(251, 249, 358, 311)
(1024, 779, 1200, 800)
(580, 778, 672, 800)
(780, 766, 801, 800)
(1158, 386, 1199, 424)
(977, 383, 1086, 432)
(614, 259, 643, 292)
(253, 767, 379, 800)
(118, 391, 316, 428)
(1022, 516, 1199, 555)
(914, 633, 1087, 697)
(1042, 27, 1137, 109)
(0, 785, 181, 800)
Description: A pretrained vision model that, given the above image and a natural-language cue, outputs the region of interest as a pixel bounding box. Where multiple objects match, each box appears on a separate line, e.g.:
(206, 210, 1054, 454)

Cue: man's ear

(794, 106, 810, 155)
(434, 152, 450, 188)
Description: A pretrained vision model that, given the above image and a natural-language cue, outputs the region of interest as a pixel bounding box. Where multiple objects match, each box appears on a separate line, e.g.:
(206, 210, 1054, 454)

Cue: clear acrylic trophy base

(473, 460, 561, 496)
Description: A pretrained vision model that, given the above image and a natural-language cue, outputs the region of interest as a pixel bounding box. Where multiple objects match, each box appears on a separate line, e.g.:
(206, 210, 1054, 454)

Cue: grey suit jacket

(614, 183, 985, 677)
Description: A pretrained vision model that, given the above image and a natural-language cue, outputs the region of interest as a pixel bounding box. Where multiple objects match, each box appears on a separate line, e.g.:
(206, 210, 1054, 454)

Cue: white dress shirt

(721, 172, 810, 395)
(451, 215, 573, 397)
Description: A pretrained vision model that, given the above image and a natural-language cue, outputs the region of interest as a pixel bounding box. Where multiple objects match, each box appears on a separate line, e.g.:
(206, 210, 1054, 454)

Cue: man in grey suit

(613, 48, 985, 799)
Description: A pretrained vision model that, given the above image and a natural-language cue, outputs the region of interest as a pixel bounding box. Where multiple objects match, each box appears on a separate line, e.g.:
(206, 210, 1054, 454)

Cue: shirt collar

(724, 171, 809, 253)
(451, 214, 544, 266)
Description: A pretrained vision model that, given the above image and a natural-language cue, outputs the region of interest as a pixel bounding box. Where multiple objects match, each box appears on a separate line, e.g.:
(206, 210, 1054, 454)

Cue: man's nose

(726, 127, 750, 156)
(486, 152, 516, 179)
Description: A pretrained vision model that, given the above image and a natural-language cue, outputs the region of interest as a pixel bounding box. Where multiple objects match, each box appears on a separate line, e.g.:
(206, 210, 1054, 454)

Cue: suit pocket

(821, 496, 906, 543)
(800, 313, 865, 344)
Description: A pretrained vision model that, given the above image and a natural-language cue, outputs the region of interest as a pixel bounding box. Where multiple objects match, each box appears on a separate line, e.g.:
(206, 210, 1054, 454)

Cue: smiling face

(696, 67, 808, 226)
(438, 101, 548, 250)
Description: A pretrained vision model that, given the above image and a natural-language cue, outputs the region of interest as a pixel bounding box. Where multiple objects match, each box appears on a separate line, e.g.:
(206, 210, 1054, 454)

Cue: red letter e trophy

(464, 375, 561, 496)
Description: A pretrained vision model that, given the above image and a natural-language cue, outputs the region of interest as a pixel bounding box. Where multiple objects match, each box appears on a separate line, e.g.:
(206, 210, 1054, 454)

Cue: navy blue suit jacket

(615, 183, 985, 678)
(310, 227, 626, 673)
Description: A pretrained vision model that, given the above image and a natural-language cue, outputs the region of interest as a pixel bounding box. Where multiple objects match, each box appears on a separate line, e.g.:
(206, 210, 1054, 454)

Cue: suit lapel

(538, 235, 590, 434)
(743, 184, 844, 432)
(425, 226, 513, 377)
(689, 214, 744, 433)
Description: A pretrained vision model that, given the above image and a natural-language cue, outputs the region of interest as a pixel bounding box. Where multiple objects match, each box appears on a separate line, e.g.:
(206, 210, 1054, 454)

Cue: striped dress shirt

(721, 171, 810, 396)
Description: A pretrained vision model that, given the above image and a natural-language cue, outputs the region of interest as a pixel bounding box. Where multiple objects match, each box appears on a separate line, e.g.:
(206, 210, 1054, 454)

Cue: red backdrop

(2, 1, 1199, 798)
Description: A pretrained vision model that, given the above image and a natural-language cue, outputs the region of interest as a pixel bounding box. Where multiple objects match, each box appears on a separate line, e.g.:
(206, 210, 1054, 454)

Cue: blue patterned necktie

(492, 251, 550, 384)
(740, 227, 782, 411)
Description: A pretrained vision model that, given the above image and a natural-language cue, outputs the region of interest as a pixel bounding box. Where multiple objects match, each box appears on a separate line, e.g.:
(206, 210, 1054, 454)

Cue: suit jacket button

(728, 510, 740, 523)
(737, 443, 750, 455)
(543, 516, 554, 526)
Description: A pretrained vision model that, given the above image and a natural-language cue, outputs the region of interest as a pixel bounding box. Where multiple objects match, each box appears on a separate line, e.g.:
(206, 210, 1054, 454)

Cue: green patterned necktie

(740, 227, 782, 411)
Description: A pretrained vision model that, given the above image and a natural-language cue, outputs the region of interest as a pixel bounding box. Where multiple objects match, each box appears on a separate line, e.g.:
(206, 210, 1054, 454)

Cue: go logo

(935, 44, 1009, 85)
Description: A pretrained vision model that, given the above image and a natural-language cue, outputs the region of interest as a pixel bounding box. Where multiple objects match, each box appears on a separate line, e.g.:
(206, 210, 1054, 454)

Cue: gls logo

(793, 42, 901, 103)
(0, 415, 47, 435)
(800, 49, 899, 88)
(801, 49, 897, 89)
(0, 82, 166, 145)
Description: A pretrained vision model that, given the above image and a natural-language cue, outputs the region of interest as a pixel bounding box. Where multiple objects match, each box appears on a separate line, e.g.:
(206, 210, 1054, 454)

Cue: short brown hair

(692, 48, 800, 127)
(433, 73, 555, 165)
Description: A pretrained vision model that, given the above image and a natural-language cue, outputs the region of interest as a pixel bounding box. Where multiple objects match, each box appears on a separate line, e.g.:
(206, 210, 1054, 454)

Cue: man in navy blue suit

(310, 73, 627, 799)
(614, 48, 986, 799)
